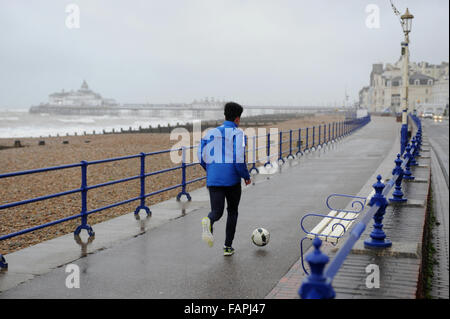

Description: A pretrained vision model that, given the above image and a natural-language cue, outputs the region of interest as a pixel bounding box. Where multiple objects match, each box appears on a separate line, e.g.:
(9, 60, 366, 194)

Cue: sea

(0, 110, 192, 139)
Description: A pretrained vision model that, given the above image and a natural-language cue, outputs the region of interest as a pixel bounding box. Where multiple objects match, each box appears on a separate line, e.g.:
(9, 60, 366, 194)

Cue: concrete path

(0, 116, 399, 299)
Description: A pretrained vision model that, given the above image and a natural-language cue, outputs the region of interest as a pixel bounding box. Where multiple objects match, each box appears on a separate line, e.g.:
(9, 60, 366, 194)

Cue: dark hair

(224, 102, 243, 121)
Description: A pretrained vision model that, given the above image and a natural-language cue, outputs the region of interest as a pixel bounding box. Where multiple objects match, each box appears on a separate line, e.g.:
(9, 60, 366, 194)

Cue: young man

(197, 102, 251, 256)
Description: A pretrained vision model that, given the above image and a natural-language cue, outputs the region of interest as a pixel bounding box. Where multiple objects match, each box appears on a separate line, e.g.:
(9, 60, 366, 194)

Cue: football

(251, 228, 270, 246)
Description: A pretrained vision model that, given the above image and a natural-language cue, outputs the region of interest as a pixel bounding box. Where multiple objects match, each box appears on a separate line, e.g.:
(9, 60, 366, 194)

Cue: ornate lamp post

(399, 8, 414, 154)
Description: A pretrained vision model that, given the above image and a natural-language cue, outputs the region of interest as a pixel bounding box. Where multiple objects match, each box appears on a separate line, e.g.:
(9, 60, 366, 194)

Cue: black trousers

(207, 183, 242, 247)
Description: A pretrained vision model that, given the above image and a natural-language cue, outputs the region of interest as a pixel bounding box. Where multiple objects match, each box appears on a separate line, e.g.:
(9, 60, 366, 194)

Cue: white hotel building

(359, 60, 449, 116)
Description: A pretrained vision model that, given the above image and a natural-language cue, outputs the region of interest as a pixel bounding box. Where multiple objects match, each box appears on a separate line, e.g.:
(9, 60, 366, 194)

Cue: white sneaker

(201, 217, 214, 247)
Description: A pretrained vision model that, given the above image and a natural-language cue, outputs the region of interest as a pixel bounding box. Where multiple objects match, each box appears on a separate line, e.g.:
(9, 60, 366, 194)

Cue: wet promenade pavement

(0, 117, 400, 298)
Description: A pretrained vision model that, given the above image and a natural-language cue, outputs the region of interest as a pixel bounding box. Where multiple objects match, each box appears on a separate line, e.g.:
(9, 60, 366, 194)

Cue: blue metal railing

(299, 114, 422, 299)
(0, 115, 371, 269)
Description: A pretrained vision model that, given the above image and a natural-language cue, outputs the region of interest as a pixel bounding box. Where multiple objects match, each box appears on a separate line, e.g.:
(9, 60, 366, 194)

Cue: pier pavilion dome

(47, 81, 117, 107)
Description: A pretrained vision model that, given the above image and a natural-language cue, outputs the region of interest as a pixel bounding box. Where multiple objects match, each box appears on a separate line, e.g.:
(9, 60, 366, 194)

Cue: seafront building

(359, 60, 449, 115)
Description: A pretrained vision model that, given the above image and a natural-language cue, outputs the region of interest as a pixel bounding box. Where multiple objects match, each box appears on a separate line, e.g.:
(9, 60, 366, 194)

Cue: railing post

(322, 124, 325, 144)
(364, 175, 392, 248)
(298, 237, 335, 299)
(244, 135, 247, 162)
(249, 135, 259, 174)
(410, 137, 418, 166)
(415, 131, 422, 155)
(75, 160, 95, 237)
(312, 126, 315, 150)
(416, 127, 422, 150)
(0, 254, 7, 269)
(287, 129, 294, 159)
(264, 132, 271, 167)
(296, 128, 303, 156)
(176, 146, 192, 201)
(403, 144, 415, 180)
(389, 154, 407, 203)
(336, 122, 339, 139)
(318, 125, 321, 147)
(278, 131, 285, 164)
(338, 121, 341, 139)
(328, 123, 330, 144)
(332, 122, 335, 141)
(305, 127, 309, 151)
(134, 152, 151, 217)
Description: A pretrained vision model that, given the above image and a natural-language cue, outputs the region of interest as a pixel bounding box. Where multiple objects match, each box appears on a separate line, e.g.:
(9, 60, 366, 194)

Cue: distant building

(430, 77, 449, 115)
(190, 97, 226, 109)
(359, 60, 449, 115)
(29, 80, 119, 115)
(47, 80, 118, 107)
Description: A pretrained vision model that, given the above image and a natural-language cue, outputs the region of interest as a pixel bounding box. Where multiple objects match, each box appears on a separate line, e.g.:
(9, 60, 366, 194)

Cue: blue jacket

(197, 121, 251, 186)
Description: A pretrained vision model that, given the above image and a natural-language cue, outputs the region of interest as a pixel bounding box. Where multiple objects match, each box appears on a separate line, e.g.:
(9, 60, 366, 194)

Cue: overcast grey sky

(0, 0, 448, 110)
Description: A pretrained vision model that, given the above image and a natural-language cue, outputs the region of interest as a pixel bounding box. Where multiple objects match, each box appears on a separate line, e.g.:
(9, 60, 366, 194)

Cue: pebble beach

(0, 114, 344, 254)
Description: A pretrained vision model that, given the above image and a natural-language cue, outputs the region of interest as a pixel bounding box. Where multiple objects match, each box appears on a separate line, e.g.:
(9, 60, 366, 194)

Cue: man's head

(224, 102, 243, 125)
